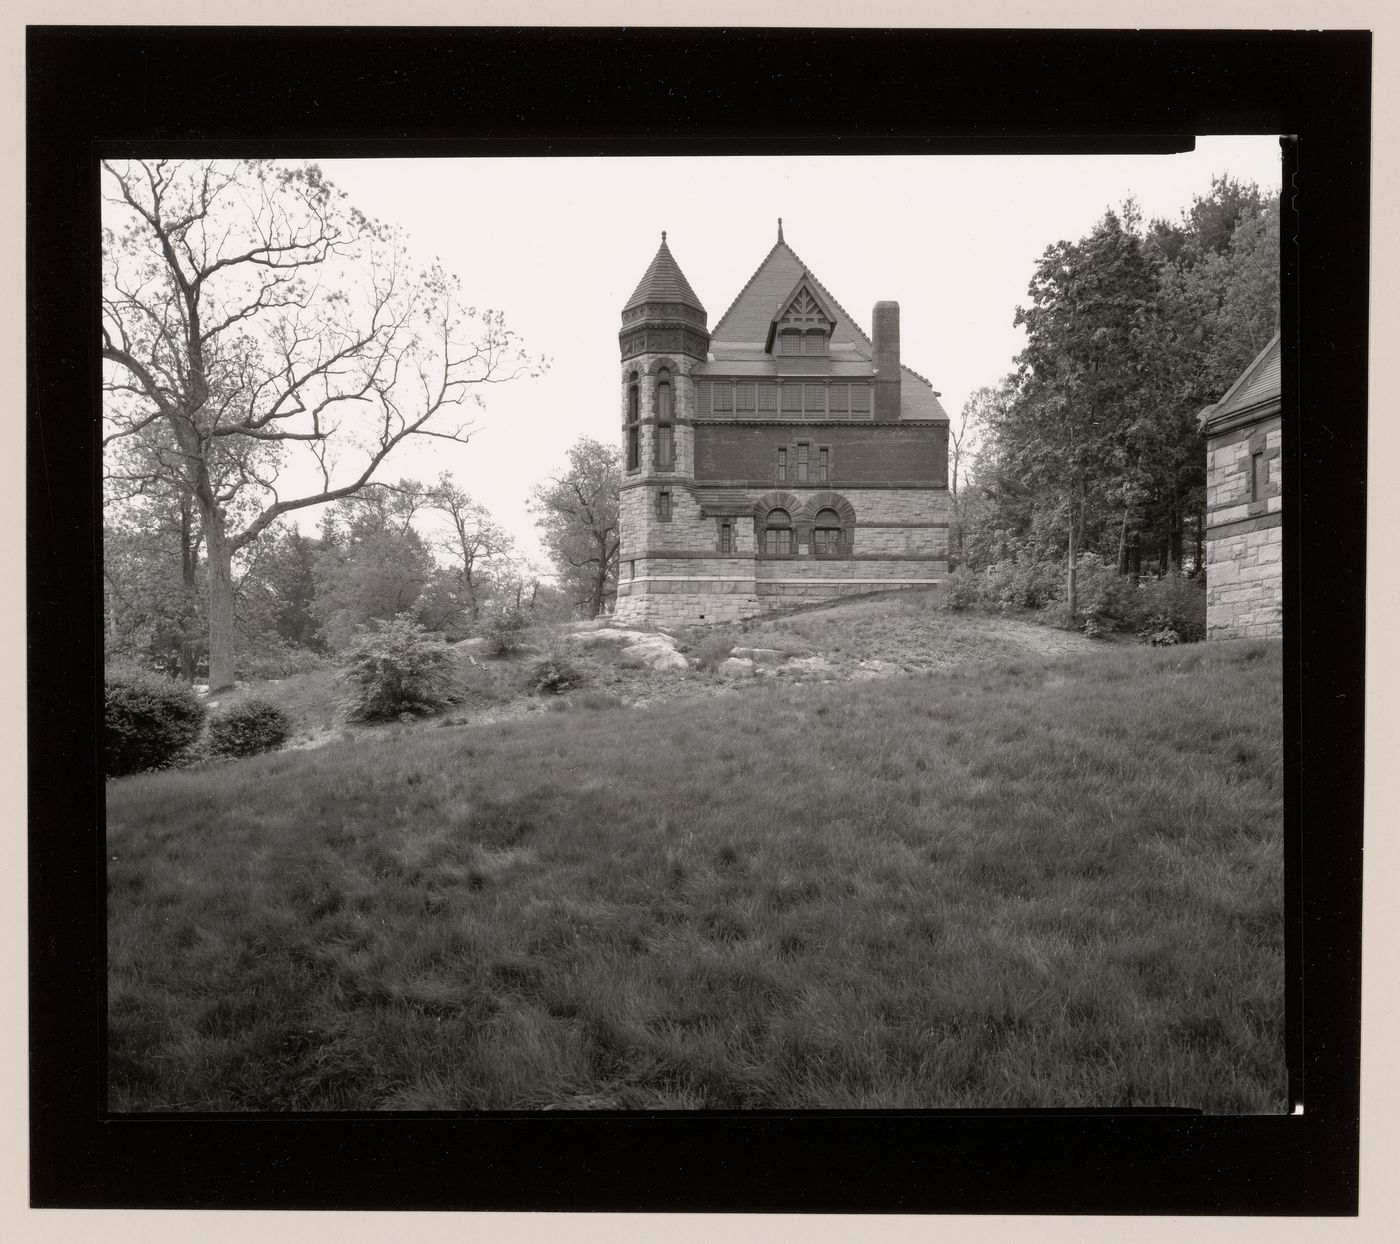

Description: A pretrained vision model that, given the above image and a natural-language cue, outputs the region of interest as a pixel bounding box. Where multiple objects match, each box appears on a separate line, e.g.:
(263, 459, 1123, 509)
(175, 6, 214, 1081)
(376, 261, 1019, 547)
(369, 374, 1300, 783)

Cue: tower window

(657, 369, 673, 421)
(657, 490, 672, 521)
(626, 383, 640, 471)
(656, 424, 674, 470)
(719, 521, 733, 554)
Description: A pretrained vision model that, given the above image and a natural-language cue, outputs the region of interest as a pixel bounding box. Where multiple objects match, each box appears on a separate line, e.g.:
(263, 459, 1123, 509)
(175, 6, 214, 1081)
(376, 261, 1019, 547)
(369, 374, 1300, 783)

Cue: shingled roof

(705, 231, 949, 422)
(624, 232, 705, 314)
(1201, 333, 1281, 433)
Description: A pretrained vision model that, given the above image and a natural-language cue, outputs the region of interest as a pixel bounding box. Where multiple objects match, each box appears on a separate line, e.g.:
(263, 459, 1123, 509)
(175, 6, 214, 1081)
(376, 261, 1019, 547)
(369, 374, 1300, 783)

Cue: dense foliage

(529, 653, 585, 696)
(207, 698, 294, 759)
(339, 616, 462, 722)
(958, 177, 1279, 624)
(105, 668, 208, 777)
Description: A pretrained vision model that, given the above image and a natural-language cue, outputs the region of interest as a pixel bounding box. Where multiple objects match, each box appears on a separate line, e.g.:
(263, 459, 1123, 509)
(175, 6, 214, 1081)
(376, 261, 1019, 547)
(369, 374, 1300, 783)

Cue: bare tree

(529, 437, 621, 619)
(425, 472, 514, 625)
(101, 158, 542, 689)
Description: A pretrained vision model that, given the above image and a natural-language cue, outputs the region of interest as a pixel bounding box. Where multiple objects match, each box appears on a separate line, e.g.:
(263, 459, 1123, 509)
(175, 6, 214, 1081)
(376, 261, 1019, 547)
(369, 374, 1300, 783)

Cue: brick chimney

(872, 300, 901, 421)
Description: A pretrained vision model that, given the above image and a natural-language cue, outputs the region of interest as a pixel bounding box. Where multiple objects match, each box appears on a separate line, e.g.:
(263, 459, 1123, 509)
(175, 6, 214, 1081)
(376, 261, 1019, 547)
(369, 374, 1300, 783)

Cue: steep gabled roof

(707, 232, 949, 421)
(1201, 333, 1281, 432)
(624, 233, 705, 314)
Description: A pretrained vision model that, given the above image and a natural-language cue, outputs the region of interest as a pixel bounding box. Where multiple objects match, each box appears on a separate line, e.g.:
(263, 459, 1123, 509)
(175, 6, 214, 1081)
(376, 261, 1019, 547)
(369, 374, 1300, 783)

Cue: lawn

(106, 639, 1285, 1112)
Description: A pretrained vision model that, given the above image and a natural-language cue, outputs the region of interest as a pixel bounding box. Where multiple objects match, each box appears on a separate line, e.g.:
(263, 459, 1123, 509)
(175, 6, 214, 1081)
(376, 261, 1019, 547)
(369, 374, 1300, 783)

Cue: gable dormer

(766, 274, 837, 357)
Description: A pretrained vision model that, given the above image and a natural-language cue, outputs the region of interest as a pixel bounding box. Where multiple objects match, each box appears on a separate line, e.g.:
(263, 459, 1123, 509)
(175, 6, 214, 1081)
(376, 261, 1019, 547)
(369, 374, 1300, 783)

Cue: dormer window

(804, 329, 827, 355)
(768, 277, 837, 358)
(779, 330, 801, 355)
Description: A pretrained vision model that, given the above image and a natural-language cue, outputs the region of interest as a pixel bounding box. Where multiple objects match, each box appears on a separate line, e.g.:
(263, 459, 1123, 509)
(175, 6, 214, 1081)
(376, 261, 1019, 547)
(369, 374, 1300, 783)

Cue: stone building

(614, 223, 950, 627)
(1200, 333, 1282, 639)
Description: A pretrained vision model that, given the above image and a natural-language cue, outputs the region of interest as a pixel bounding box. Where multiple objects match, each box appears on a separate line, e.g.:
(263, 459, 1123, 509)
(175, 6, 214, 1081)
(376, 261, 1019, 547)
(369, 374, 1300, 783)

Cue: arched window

(763, 508, 792, 556)
(657, 368, 673, 420)
(813, 507, 843, 555)
(655, 369, 674, 470)
(626, 378, 640, 470)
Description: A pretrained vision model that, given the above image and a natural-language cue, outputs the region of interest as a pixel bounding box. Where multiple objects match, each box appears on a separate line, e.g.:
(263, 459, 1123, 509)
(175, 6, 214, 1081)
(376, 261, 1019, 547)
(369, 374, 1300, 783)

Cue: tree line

(102, 158, 622, 686)
(951, 176, 1280, 617)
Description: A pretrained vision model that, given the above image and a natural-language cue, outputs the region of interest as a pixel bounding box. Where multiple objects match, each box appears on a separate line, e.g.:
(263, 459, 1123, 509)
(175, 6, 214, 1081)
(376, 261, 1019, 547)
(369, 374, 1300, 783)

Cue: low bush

(984, 551, 1064, 611)
(481, 604, 529, 656)
(207, 697, 293, 759)
(105, 667, 207, 777)
(530, 653, 585, 696)
(1074, 557, 1139, 636)
(340, 615, 461, 722)
(693, 631, 737, 671)
(941, 569, 982, 611)
(1136, 574, 1206, 644)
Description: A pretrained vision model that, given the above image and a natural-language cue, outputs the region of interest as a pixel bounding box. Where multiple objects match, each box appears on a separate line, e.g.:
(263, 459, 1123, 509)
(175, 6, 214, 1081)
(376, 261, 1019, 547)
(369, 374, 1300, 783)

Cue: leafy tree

(101, 158, 542, 690)
(530, 437, 622, 619)
(1006, 207, 1162, 616)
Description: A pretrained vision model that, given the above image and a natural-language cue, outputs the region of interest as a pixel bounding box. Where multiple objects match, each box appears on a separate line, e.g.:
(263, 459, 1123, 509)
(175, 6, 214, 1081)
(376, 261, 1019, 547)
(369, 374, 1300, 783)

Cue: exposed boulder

(730, 647, 788, 663)
(851, 659, 905, 680)
(621, 635, 690, 672)
(567, 627, 650, 648)
(717, 657, 756, 678)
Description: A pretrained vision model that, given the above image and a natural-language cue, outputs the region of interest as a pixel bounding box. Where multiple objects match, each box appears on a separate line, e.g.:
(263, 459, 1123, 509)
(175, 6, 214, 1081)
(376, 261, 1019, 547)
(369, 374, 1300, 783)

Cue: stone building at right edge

(1200, 333, 1282, 639)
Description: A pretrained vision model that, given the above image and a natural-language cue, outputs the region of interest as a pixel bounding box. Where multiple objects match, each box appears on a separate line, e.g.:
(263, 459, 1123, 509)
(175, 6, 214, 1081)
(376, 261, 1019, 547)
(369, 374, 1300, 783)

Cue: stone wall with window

(1204, 413, 1282, 639)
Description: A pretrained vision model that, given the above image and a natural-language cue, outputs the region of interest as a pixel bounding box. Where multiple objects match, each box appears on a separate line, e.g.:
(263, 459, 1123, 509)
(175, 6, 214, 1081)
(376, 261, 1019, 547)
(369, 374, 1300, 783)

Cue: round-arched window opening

(763, 507, 793, 556)
(627, 385, 639, 423)
(813, 507, 843, 555)
(657, 368, 673, 421)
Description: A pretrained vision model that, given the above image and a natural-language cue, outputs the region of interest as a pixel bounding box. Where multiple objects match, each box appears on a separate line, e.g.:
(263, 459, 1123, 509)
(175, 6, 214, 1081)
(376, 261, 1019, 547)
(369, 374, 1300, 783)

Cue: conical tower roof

(624, 232, 705, 314)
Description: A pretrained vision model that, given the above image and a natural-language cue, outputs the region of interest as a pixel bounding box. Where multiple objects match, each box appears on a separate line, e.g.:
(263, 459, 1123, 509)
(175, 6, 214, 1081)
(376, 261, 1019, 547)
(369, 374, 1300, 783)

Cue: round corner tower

(614, 232, 712, 625)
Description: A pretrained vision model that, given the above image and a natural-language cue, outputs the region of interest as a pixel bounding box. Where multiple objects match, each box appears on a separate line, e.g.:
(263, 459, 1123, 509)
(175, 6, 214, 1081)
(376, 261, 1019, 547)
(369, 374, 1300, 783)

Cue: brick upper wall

(694, 423, 947, 486)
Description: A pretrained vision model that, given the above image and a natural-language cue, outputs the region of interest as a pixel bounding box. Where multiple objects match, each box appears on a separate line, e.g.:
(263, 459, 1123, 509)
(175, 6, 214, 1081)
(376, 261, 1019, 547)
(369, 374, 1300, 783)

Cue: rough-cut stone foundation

(1205, 521, 1281, 639)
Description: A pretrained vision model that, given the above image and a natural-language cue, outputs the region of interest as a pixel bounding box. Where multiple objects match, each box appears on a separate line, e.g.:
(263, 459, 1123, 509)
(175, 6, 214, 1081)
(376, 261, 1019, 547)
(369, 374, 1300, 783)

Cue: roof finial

(661, 230, 667, 244)
(777, 217, 784, 243)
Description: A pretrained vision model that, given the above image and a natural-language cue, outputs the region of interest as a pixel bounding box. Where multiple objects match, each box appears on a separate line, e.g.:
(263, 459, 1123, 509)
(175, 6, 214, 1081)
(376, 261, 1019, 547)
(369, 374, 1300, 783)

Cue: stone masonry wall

(1204, 412, 1281, 640)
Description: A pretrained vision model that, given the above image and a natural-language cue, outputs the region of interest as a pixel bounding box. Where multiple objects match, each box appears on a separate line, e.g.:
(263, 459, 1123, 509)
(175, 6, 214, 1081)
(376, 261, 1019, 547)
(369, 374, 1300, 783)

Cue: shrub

(693, 631, 737, 672)
(207, 697, 293, 759)
(1074, 558, 1139, 636)
(985, 551, 1064, 611)
(105, 668, 207, 777)
(942, 569, 982, 611)
(530, 653, 585, 696)
(1137, 574, 1206, 644)
(340, 615, 461, 722)
(480, 603, 529, 656)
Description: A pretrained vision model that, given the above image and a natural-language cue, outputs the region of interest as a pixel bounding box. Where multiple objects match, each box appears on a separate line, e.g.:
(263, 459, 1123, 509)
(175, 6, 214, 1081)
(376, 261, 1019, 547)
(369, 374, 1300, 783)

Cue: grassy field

(107, 638, 1284, 1112)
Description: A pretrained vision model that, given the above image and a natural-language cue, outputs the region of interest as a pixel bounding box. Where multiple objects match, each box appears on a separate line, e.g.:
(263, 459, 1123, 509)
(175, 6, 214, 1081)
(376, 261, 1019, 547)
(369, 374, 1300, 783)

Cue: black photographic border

(28, 25, 1368, 1214)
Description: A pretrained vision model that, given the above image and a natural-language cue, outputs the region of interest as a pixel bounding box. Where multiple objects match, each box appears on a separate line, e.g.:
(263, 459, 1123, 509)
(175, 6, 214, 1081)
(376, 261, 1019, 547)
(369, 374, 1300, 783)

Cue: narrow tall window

(657, 369, 673, 421)
(776, 448, 787, 482)
(657, 490, 672, 521)
(626, 383, 640, 470)
(720, 521, 733, 554)
(818, 447, 829, 481)
(1250, 450, 1265, 501)
(797, 443, 810, 482)
(657, 425, 674, 470)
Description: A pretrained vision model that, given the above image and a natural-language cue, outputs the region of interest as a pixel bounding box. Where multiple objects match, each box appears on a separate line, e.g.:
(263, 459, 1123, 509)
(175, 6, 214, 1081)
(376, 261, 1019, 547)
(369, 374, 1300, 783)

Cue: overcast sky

(301, 139, 1282, 567)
